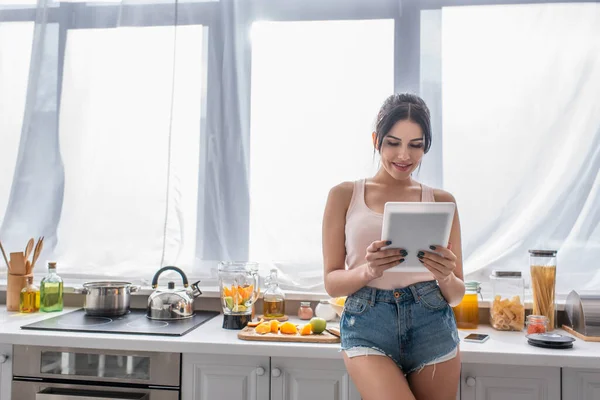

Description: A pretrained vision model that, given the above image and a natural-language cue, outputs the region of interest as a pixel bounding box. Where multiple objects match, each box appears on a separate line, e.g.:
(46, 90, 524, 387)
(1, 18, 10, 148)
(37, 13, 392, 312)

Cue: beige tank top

(345, 179, 436, 290)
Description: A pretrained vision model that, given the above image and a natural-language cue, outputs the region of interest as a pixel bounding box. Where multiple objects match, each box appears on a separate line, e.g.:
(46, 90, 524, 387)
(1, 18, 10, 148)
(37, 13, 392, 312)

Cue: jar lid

(528, 250, 557, 257)
(491, 270, 522, 278)
(300, 301, 311, 307)
(319, 299, 330, 304)
(465, 281, 480, 290)
(527, 314, 548, 322)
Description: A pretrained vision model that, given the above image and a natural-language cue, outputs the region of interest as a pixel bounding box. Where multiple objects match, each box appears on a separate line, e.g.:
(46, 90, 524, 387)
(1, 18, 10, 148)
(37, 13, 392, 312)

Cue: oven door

(13, 346, 180, 387)
(13, 380, 178, 400)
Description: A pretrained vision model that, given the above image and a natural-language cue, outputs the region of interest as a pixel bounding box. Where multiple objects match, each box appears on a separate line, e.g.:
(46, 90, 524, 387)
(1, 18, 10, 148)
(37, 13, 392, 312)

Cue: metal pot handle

(151, 266, 189, 289)
(72, 287, 88, 294)
(128, 285, 141, 294)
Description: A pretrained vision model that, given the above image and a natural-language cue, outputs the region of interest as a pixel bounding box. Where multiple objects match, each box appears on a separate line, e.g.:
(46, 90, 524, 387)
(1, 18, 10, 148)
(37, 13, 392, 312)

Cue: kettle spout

(191, 280, 203, 298)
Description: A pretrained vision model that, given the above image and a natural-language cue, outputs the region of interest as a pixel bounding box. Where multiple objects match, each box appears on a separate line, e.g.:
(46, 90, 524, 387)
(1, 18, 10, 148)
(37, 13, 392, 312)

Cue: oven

(12, 345, 180, 400)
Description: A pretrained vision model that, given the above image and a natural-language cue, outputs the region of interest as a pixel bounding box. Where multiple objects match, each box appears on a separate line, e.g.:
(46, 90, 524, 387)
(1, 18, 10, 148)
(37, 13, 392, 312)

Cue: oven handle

(36, 388, 149, 400)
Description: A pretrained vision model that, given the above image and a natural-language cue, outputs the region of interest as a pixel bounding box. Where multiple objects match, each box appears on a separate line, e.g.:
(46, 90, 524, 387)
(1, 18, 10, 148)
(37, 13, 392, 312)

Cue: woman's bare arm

(322, 183, 374, 298)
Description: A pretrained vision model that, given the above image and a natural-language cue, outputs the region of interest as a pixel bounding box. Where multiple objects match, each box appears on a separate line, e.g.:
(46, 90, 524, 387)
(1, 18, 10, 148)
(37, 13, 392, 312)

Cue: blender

(218, 261, 260, 329)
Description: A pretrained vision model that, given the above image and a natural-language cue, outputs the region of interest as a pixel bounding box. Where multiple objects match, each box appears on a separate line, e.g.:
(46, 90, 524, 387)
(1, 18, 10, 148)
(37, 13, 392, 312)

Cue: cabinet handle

(465, 377, 476, 387)
(0, 354, 8, 364)
(271, 368, 281, 378)
(256, 367, 265, 376)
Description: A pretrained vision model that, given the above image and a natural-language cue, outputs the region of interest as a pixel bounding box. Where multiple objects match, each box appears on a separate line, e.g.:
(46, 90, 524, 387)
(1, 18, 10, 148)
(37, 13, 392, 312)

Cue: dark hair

(374, 93, 432, 154)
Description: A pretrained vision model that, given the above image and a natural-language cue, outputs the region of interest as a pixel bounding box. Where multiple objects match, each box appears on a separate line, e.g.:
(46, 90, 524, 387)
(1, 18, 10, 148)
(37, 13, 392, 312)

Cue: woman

(322, 93, 465, 400)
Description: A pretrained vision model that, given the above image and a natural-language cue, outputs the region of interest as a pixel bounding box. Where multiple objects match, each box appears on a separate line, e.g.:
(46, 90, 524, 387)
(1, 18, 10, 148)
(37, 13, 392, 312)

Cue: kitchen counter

(0, 308, 598, 368)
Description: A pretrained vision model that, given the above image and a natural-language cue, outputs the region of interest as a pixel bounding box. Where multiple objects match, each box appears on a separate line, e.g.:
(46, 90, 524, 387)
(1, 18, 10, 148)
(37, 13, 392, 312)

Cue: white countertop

(0, 308, 598, 368)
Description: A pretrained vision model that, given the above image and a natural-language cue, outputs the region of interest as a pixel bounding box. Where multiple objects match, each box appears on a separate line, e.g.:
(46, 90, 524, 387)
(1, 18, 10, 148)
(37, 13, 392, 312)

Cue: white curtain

(1, 0, 599, 294)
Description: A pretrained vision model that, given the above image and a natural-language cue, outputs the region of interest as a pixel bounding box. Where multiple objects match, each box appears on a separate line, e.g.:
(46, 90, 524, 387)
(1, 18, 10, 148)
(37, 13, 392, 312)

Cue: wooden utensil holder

(7, 272, 32, 311)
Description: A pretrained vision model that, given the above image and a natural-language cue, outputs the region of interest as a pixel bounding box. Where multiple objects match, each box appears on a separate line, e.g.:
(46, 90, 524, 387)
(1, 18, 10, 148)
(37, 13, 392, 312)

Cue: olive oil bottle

(40, 261, 63, 312)
(20, 276, 40, 313)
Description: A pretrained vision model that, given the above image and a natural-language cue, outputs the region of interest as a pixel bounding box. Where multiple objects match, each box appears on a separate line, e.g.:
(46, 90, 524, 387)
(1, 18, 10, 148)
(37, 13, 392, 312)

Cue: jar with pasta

(490, 270, 525, 331)
(529, 250, 557, 331)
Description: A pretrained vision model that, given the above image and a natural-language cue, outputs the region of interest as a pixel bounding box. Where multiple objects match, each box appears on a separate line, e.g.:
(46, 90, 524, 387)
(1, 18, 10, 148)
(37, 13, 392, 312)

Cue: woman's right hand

(364, 241, 407, 280)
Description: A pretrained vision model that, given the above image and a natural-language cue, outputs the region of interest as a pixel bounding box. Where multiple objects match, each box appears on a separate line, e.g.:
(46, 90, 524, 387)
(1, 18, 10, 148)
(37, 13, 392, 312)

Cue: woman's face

(374, 120, 425, 180)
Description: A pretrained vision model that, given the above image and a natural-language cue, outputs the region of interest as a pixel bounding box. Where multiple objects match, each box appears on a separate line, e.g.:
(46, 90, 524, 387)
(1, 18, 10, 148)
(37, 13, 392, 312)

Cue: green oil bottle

(40, 261, 63, 312)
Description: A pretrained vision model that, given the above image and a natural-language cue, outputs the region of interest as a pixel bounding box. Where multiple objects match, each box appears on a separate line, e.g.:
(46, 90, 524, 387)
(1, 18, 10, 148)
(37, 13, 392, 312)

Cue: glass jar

(315, 300, 337, 322)
(452, 281, 481, 329)
(297, 302, 314, 320)
(262, 269, 286, 318)
(490, 270, 525, 331)
(526, 315, 549, 334)
(529, 250, 557, 330)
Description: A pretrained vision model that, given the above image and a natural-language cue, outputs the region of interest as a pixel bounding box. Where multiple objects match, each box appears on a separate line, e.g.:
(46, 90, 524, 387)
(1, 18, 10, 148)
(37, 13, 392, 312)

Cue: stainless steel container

(565, 290, 600, 337)
(81, 281, 140, 316)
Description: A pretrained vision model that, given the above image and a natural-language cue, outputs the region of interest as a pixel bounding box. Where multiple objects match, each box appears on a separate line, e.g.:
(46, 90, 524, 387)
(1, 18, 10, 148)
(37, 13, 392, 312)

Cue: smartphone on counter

(463, 333, 490, 343)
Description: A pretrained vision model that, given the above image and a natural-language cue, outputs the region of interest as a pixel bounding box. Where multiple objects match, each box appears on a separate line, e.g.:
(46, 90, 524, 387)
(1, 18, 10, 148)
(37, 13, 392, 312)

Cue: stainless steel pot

(81, 281, 140, 316)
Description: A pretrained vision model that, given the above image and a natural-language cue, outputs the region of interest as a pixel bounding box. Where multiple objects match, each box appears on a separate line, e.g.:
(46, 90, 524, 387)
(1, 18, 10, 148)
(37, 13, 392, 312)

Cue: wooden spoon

(31, 236, 44, 270)
(0, 240, 10, 271)
(25, 238, 34, 262)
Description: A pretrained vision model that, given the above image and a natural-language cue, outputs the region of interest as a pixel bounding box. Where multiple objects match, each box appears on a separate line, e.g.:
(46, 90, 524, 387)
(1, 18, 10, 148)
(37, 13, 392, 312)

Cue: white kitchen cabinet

(461, 363, 560, 400)
(270, 357, 360, 400)
(562, 368, 600, 400)
(182, 353, 270, 400)
(0, 344, 11, 400)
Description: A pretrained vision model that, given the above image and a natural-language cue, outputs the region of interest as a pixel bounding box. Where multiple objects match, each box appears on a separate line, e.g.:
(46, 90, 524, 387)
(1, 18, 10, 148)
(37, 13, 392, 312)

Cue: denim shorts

(340, 280, 460, 375)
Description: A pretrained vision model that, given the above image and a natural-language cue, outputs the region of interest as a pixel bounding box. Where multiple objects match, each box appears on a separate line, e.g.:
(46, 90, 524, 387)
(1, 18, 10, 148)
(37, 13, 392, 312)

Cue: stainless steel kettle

(147, 266, 202, 320)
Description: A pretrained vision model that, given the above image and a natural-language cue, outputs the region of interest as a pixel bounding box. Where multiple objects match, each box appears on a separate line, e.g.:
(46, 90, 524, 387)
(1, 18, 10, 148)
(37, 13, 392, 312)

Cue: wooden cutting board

(562, 325, 600, 342)
(238, 326, 340, 343)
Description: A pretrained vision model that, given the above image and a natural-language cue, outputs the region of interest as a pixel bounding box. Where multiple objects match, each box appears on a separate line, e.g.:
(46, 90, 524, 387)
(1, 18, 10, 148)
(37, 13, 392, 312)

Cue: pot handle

(72, 287, 88, 294)
(129, 285, 141, 294)
(151, 266, 189, 289)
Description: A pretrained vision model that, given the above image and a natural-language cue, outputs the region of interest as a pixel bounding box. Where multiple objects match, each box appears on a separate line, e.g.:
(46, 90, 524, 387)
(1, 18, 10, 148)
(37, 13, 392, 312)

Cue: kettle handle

(151, 266, 189, 289)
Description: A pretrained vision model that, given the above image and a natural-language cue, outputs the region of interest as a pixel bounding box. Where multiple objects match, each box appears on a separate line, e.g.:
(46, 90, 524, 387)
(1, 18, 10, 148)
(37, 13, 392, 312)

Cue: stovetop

(21, 309, 219, 337)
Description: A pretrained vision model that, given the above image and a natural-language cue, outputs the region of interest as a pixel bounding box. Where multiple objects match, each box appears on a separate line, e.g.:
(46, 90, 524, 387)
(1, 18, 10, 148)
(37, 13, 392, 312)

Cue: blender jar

(529, 250, 557, 330)
(218, 261, 259, 330)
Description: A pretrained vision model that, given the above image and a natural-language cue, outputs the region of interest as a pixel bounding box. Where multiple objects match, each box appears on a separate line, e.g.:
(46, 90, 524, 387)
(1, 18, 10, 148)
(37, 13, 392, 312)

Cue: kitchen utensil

(9, 252, 27, 275)
(24, 238, 34, 262)
(237, 325, 340, 343)
(0, 240, 10, 270)
(147, 266, 202, 320)
(218, 261, 260, 330)
(565, 290, 600, 337)
(526, 332, 575, 349)
(80, 281, 140, 316)
(31, 236, 44, 269)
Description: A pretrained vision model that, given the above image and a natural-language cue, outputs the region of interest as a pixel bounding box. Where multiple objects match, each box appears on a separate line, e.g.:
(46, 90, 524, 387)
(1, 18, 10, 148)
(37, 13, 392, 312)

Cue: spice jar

(452, 281, 481, 329)
(526, 315, 549, 334)
(490, 270, 525, 331)
(297, 302, 314, 320)
(529, 250, 557, 331)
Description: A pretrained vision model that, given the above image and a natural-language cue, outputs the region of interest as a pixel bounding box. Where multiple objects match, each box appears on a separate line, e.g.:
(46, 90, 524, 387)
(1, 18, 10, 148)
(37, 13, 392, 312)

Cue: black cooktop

(21, 309, 219, 337)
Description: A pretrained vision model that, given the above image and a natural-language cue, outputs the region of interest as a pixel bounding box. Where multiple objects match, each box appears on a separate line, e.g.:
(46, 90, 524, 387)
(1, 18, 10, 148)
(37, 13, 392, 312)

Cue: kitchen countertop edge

(0, 309, 598, 369)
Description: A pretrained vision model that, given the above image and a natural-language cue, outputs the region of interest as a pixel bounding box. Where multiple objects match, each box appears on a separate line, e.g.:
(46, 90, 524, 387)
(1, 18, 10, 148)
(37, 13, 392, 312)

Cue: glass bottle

(529, 250, 557, 330)
(20, 276, 40, 313)
(262, 269, 285, 318)
(452, 281, 481, 329)
(490, 270, 525, 331)
(40, 261, 64, 312)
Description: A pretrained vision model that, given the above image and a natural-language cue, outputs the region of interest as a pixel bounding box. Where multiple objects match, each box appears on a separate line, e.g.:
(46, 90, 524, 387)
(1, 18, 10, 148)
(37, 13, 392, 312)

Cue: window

(249, 19, 394, 286)
(55, 25, 205, 278)
(0, 22, 34, 229)
(437, 3, 600, 292)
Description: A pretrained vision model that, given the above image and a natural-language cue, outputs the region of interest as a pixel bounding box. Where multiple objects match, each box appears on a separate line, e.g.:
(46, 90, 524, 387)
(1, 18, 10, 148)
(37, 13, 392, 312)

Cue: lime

(224, 296, 234, 310)
(310, 317, 327, 334)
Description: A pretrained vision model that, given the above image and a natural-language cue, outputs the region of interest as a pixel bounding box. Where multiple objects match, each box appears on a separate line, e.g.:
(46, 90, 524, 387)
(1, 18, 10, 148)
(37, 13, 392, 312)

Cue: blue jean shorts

(340, 280, 460, 375)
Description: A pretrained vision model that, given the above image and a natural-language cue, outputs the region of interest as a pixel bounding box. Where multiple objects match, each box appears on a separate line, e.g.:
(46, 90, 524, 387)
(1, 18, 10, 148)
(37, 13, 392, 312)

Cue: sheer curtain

(0, 0, 208, 283)
(1, 0, 599, 294)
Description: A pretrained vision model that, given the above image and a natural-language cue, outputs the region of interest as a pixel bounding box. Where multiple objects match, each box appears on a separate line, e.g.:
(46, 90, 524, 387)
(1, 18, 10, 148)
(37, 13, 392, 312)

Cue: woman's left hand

(418, 244, 456, 283)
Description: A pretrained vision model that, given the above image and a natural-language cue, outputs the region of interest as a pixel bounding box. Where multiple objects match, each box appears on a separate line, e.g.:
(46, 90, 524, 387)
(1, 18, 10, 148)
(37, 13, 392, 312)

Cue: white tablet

(381, 202, 455, 273)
